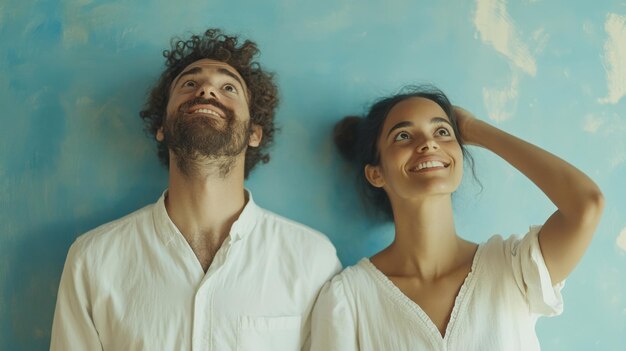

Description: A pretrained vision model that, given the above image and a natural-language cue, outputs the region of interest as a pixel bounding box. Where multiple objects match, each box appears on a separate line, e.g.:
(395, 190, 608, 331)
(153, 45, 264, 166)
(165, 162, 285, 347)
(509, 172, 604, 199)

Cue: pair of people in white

(51, 29, 604, 350)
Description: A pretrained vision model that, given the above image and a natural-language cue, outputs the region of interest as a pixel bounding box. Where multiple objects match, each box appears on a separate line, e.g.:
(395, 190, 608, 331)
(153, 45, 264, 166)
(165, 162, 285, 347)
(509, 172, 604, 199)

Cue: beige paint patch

(482, 72, 519, 122)
(474, 0, 541, 122)
(583, 114, 604, 133)
(306, 6, 353, 33)
(617, 227, 626, 252)
(474, 0, 537, 76)
(580, 112, 626, 168)
(61, 0, 127, 47)
(611, 152, 626, 168)
(599, 13, 626, 104)
(583, 20, 595, 35)
(531, 27, 549, 55)
(62, 26, 89, 47)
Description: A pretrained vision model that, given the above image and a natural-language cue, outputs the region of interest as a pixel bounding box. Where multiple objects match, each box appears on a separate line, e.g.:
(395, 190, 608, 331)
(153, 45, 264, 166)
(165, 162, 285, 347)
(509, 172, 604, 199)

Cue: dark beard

(163, 98, 252, 177)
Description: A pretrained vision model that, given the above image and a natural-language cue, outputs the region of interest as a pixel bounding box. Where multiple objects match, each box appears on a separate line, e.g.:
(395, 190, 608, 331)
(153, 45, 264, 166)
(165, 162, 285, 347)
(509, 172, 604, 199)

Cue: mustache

(178, 97, 233, 117)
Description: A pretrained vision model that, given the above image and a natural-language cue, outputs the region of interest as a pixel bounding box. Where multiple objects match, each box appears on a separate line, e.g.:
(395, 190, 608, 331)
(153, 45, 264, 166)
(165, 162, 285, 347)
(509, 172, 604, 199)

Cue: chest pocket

(237, 315, 302, 351)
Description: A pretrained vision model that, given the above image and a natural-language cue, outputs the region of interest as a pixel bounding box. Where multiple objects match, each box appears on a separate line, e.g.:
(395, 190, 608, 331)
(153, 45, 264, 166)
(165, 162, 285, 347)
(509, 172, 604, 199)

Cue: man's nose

(196, 83, 218, 99)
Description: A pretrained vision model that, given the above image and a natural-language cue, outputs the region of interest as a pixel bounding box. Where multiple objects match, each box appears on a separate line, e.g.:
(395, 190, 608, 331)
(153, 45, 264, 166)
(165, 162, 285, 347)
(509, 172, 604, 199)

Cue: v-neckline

(362, 244, 484, 342)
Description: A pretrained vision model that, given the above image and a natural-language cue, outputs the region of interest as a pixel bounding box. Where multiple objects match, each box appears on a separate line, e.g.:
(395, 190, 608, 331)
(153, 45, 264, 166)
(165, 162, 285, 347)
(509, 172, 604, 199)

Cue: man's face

(157, 59, 261, 174)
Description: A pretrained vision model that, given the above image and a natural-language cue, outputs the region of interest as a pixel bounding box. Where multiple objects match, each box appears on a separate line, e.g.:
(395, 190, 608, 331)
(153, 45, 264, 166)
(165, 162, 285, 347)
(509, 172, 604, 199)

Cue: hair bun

(333, 116, 362, 161)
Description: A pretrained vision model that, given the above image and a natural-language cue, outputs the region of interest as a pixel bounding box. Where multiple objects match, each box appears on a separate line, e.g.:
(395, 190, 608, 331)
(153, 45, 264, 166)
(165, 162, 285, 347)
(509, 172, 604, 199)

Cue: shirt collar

(229, 189, 260, 241)
(152, 189, 260, 246)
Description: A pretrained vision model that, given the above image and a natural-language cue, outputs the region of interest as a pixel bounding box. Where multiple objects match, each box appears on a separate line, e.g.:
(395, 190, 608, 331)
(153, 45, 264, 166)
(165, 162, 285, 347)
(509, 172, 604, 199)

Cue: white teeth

(415, 161, 445, 171)
(191, 108, 220, 116)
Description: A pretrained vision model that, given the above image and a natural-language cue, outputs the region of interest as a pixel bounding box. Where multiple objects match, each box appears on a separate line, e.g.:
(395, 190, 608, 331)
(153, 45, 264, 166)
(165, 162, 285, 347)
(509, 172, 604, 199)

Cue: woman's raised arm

(455, 107, 604, 285)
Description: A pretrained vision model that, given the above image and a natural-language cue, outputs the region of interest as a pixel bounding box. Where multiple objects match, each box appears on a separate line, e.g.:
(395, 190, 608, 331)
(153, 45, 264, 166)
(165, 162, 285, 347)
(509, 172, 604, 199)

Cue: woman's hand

(452, 106, 481, 146)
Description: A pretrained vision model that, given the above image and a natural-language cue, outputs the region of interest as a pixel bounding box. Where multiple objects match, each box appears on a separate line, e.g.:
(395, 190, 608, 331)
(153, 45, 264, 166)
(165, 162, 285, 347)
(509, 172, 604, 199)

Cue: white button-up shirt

(51, 191, 341, 351)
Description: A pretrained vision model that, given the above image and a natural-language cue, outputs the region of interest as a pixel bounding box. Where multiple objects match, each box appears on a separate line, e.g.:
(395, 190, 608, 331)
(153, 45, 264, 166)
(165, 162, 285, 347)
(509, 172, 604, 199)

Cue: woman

(311, 86, 603, 350)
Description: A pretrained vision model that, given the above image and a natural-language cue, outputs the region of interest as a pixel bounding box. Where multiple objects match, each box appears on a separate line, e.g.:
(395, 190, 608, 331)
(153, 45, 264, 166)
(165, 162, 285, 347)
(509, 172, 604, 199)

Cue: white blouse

(311, 226, 564, 351)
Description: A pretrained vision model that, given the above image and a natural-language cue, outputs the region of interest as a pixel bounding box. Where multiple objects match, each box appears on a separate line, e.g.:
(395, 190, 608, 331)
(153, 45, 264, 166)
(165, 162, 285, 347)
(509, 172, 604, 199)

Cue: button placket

(192, 235, 241, 351)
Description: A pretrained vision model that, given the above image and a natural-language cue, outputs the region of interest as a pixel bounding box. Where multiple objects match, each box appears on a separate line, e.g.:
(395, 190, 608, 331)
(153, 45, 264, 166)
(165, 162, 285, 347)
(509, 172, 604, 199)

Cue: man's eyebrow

(172, 66, 203, 88)
(217, 67, 245, 90)
(170, 66, 248, 99)
(386, 117, 453, 137)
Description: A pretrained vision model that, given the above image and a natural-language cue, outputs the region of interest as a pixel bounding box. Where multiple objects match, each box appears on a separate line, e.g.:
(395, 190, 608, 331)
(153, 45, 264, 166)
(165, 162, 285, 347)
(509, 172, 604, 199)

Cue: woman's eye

(394, 131, 411, 141)
(223, 84, 238, 93)
(436, 127, 451, 137)
(182, 80, 196, 88)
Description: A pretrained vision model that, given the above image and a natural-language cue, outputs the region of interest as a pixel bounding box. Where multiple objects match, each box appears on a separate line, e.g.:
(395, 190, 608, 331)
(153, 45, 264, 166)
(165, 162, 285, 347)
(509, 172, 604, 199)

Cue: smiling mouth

(186, 107, 224, 119)
(409, 160, 450, 172)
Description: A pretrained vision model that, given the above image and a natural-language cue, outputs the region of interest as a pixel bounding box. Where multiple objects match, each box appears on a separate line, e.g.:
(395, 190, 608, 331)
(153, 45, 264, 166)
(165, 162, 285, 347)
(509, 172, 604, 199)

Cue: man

(51, 28, 341, 350)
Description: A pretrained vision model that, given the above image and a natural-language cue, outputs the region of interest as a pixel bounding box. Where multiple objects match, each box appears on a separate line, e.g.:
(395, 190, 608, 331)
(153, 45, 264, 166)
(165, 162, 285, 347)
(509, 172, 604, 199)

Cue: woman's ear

(365, 164, 385, 188)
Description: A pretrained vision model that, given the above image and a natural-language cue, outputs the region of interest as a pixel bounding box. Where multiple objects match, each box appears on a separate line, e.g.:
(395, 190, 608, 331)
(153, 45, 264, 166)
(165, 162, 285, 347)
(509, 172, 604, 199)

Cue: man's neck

(164, 156, 247, 269)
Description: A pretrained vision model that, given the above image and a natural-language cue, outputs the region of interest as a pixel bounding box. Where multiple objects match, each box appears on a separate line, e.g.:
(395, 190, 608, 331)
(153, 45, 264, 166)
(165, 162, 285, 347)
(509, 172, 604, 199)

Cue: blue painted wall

(1, 0, 625, 349)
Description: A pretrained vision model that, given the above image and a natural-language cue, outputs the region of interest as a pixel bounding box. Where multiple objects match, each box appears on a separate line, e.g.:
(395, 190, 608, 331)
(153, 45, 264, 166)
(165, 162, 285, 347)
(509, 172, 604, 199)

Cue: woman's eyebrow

(386, 117, 452, 138)
(387, 121, 413, 137)
(431, 117, 453, 127)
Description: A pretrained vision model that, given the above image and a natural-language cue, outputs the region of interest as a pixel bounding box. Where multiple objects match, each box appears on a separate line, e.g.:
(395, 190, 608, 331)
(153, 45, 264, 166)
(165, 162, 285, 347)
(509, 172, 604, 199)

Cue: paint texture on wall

(1, 0, 625, 350)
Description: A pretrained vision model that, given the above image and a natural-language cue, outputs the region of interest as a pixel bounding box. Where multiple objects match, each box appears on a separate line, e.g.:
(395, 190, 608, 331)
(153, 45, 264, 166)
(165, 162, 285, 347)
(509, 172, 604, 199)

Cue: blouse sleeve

(506, 225, 565, 316)
(310, 274, 359, 351)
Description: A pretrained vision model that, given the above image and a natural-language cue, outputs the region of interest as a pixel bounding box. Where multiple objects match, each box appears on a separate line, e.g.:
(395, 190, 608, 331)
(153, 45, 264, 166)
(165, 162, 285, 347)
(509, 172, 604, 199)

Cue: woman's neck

(373, 195, 474, 281)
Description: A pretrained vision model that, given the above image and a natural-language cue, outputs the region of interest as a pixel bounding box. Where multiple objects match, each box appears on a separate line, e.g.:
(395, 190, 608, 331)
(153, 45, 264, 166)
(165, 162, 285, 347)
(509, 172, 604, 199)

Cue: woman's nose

(417, 138, 439, 152)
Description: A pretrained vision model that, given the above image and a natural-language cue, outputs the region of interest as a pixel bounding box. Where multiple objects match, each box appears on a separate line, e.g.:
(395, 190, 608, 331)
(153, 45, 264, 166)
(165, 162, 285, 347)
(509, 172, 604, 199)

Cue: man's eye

(394, 131, 411, 141)
(182, 80, 196, 88)
(223, 84, 238, 93)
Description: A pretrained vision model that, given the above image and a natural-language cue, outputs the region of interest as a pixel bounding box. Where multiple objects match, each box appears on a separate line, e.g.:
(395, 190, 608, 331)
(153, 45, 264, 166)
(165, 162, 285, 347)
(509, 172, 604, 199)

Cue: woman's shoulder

(321, 259, 381, 300)
(330, 258, 375, 285)
(479, 226, 542, 261)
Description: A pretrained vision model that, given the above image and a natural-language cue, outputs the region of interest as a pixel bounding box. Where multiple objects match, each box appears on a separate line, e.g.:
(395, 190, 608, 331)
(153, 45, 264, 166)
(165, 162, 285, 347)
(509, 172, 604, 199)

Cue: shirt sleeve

(301, 245, 343, 351)
(50, 241, 103, 351)
(506, 225, 565, 316)
(310, 274, 359, 351)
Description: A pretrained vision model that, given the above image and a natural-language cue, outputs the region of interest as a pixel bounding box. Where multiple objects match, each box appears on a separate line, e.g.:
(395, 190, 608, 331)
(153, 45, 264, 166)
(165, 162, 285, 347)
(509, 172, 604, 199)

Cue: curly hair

(139, 28, 279, 178)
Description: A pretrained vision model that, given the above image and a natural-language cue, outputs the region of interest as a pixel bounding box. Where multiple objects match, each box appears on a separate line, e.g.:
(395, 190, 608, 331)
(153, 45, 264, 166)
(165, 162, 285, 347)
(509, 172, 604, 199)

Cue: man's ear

(248, 124, 263, 147)
(364, 164, 385, 188)
(156, 127, 164, 142)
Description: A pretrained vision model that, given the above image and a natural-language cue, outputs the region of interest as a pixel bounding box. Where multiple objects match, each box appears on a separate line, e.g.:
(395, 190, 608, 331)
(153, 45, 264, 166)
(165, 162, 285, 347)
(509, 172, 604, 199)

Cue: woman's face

(365, 97, 463, 202)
